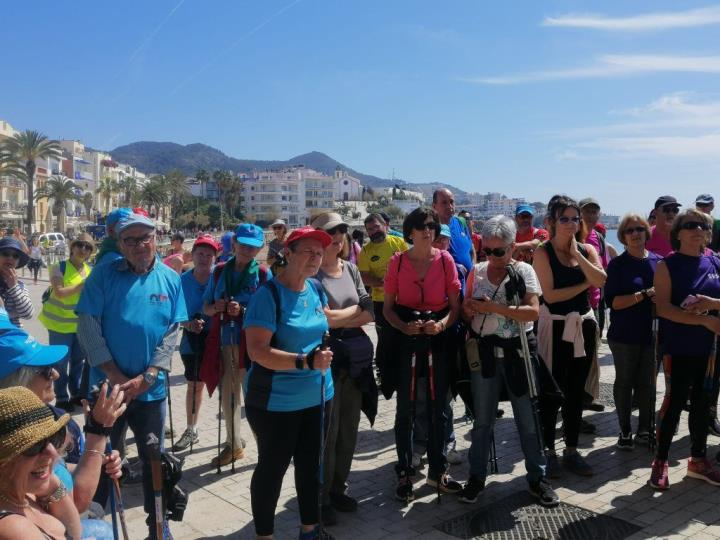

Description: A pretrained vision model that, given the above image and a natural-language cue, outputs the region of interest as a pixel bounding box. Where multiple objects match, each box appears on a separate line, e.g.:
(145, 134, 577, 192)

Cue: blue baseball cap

(117, 213, 156, 235)
(439, 224, 451, 238)
(106, 208, 133, 228)
(515, 204, 534, 216)
(234, 224, 264, 248)
(221, 231, 234, 252)
(0, 308, 67, 380)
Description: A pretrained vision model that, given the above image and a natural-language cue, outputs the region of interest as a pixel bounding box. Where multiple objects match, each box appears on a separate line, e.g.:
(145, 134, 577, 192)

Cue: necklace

(0, 491, 29, 508)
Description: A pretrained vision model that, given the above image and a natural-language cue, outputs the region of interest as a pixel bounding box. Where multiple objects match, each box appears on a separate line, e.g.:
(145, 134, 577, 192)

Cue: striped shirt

(0, 282, 34, 327)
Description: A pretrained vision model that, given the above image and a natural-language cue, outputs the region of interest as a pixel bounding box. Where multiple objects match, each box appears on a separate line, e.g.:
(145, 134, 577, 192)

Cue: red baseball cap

(285, 226, 332, 249)
(133, 207, 150, 217)
(193, 234, 220, 252)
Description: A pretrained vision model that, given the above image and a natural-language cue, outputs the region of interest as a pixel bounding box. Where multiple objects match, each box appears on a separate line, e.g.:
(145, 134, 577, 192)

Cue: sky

(2, 1, 720, 215)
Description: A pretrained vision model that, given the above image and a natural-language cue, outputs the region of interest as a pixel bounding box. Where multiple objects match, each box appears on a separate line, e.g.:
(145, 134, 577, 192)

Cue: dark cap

(696, 194, 714, 205)
(578, 197, 600, 209)
(654, 195, 680, 209)
(0, 238, 29, 269)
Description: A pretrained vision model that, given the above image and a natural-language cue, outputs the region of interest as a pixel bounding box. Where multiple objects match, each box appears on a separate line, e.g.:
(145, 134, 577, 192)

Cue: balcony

(0, 201, 27, 212)
(0, 178, 25, 188)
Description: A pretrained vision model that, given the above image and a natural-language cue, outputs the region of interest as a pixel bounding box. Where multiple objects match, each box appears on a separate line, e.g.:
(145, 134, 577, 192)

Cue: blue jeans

(467, 345, 546, 484)
(93, 399, 166, 539)
(49, 330, 86, 402)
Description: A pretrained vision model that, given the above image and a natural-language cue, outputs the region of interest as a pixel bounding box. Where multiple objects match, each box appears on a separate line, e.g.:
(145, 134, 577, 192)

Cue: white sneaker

(447, 448, 463, 465)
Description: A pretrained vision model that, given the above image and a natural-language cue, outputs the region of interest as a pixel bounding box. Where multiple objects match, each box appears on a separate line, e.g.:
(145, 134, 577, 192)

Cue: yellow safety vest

(39, 261, 91, 334)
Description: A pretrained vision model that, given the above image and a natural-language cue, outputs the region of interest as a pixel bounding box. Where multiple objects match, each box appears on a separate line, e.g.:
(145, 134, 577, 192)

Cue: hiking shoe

(528, 478, 559, 507)
(562, 450, 593, 476)
(634, 431, 651, 447)
(585, 400, 605, 412)
(616, 432, 634, 451)
(329, 492, 357, 512)
(458, 475, 484, 504)
(211, 445, 244, 467)
(299, 525, 335, 540)
(709, 417, 720, 437)
(447, 448, 463, 465)
(687, 457, 720, 486)
(395, 471, 414, 502)
(320, 504, 337, 526)
(579, 419, 596, 434)
(496, 409, 505, 418)
(649, 459, 669, 490)
(427, 473, 463, 494)
(172, 428, 199, 451)
(546, 453, 561, 479)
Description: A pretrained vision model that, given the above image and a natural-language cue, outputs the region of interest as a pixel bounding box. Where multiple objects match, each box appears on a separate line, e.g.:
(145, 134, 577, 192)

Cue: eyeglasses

(74, 242, 93, 251)
(0, 250, 20, 259)
(680, 221, 711, 231)
(326, 224, 348, 235)
(661, 206, 680, 215)
(23, 426, 67, 457)
(413, 222, 437, 232)
(624, 226, 647, 235)
(34, 366, 56, 380)
(557, 216, 581, 224)
(121, 234, 155, 247)
(482, 247, 508, 257)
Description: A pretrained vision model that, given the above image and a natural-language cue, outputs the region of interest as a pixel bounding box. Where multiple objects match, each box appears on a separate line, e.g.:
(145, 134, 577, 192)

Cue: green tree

(96, 177, 120, 214)
(118, 176, 138, 206)
(140, 176, 168, 221)
(82, 192, 94, 219)
(195, 169, 210, 198)
(0, 130, 62, 234)
(163, 169, 190, 227)
(35, 175, 81, 234)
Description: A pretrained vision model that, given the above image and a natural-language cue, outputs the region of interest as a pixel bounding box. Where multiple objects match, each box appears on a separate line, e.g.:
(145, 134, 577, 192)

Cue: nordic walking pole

(190, 315, 203, 455)
(217, 300, 225, 474)
(229, 318, 237, 474)
(421, 310, 442, 505)
(318, 331, 331, 537)
(166, 374, 175, 451)
(406, 312, 421, 502)
(649, 306, 659, 454)
(147, 433, 165, 540)
(112, 477, 130, 540)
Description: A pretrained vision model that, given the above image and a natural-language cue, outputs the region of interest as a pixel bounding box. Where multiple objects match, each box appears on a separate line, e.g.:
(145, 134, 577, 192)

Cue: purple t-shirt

(660, 253, 720, 357)
(646, 226, 673, 258)
(605, 251, 661, 345)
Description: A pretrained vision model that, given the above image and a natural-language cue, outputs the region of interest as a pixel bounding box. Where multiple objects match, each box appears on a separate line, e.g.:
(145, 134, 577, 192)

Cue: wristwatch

(143, 370, 158, 385)
(295, 353, 306, 370)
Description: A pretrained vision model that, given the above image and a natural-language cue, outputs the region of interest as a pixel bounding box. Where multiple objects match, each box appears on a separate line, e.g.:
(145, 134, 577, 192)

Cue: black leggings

(539, 318, 596, 450)
(656, 354, 712, 460)
(246, 402, 331, 536)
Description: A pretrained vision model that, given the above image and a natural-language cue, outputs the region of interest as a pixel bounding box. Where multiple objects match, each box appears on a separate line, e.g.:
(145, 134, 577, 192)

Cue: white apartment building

(305, 168, 337, 213)
(243, 167, 306, 226)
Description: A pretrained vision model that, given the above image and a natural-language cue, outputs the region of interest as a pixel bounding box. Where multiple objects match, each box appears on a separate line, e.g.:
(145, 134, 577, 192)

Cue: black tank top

(543, 242, 591, 316)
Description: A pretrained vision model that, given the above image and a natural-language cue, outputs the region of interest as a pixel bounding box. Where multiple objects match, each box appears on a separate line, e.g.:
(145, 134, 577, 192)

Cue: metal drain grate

(597, 381, 615, 407)
(436, 492, 640, 540)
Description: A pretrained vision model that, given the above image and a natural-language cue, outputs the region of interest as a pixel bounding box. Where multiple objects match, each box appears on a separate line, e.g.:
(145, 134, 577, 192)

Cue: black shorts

(180, 353, 203, 382)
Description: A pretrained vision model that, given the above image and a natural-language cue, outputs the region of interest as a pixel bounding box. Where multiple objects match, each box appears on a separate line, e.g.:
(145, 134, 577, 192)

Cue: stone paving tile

(17, 278, 720, 538)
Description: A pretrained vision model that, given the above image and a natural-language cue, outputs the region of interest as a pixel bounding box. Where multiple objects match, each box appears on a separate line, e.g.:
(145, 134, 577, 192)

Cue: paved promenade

(18, 272, 720, 539)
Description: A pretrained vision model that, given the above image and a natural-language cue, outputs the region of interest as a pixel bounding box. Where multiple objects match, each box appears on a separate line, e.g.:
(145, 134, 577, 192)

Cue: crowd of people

(1, 190, 720, 539)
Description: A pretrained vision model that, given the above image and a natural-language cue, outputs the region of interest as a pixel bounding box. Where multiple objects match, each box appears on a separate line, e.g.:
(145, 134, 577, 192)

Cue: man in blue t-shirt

(77, 213, 187, 540)
(202, 223, 271, 468)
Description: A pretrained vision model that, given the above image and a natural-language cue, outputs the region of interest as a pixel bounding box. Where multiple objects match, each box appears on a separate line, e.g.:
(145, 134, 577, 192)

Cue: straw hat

(70, 232, 97, 254)
(0, 387, 69, 463)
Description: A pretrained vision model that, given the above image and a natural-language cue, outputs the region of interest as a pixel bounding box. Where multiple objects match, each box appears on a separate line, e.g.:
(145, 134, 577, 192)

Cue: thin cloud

(543, 6, 720, 31)
(127, 0, 187, 64)
(463, 54, 720, 85)
(575, 134, 720, 159)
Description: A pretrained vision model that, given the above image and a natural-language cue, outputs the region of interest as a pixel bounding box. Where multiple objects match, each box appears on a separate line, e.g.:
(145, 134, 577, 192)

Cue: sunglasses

(413, 222, 438, 232)
(326, 224, 348, 235)
(23, 426, 67, 457)
(680, 221, 711, 231)
(0, 250, 20, 259)
(661, 206, 680, 215)
(624, 226, 647, 235)
(34, 366, 56, 380)
(121, 234, 155, 247)
(74, 242, 93, 251)
(482, 247, 508, 257)
(557, 216, 581, 224)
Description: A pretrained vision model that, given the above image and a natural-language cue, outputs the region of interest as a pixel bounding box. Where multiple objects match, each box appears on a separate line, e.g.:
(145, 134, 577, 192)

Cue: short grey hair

(481, 215, 516, 245)
(0, 366, 36, 390)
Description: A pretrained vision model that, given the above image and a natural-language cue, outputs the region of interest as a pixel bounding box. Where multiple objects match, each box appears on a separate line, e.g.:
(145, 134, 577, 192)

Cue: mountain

(109, 141, 466, 196)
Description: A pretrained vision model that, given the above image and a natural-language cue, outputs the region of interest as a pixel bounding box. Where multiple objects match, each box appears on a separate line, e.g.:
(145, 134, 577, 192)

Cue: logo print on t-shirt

(371, 255, 380, 262)
(149, 293, 169, 303)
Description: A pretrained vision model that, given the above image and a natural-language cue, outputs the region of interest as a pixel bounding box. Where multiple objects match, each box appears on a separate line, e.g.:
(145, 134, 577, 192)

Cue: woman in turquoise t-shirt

(244, 226, 335, 540)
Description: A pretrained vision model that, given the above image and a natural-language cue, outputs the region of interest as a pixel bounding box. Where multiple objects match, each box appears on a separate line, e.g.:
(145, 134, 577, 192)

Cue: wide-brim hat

(578, 197, 600, 209)
(70, 232, 96, 254)
(310, 212, 345, 231)
(0, 237, 30, 269)
(270, 219, 287, 230)
(285, 226, 332, 249)
(0, 387, 69, 463)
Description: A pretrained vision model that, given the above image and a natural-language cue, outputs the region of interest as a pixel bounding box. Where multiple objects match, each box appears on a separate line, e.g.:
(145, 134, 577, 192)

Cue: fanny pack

(393, 304, 449, 324)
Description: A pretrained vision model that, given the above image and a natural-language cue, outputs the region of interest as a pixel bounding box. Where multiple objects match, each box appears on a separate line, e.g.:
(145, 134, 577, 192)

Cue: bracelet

(38, 484, 68, 509)
(641, 289, 650, 301)
(439, 321, 446, 332)
(84, 449, 105, 459)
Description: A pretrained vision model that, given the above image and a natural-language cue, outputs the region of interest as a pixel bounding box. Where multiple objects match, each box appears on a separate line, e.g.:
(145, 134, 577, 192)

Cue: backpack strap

(264, 280, 282, 347)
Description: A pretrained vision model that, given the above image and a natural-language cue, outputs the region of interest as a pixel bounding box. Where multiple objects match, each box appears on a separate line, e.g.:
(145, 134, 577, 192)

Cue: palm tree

(118, 176, 138, 206)
(82, 192, 94, 219)
(0, 130, 62, 234)
(35, 175, 81, 234)
(163, 169, 190, 226)
(195, 169, 210, 198)
(96, 176, 119, 214)
(141, 176, 168, 221)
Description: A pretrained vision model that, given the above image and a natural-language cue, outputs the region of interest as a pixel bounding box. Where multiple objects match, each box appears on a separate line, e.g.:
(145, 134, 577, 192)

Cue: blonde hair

(616, 213, 651, 246)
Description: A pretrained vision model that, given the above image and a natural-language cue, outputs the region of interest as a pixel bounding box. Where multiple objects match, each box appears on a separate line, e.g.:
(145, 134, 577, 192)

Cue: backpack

(263, 278, 325, 347)
(41, 261, 67, 304)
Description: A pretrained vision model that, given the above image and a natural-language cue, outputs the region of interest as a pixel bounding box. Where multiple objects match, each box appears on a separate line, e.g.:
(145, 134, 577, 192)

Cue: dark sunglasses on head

(327, 224, 348, 235)
(624, 226, 647, 235)
(413, 222, 438, 232)
(0, 249, 20, 259)
(482, 247, 508, 257)
(74, 242, 93, 251)
(557, 216, 581, 224)
(34, 366, 56, 380)
(23, 426, 67, 457)
(661, 206, 680, 214)
(680, 221, 711, 231)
